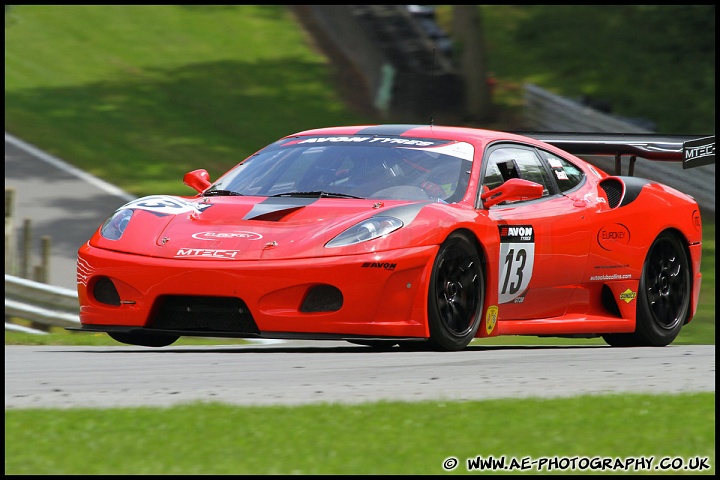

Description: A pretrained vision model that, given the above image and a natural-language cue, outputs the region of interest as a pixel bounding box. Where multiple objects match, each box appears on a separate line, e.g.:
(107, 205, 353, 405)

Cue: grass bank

(5, 5, 368, 196)
(5, 393, 715, 474)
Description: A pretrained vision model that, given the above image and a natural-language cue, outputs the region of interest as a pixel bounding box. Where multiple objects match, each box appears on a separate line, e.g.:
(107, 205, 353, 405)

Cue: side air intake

(599, 178, 623, 208)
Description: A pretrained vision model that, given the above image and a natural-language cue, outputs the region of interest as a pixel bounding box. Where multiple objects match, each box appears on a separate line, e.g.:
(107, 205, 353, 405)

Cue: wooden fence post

(40, 235, 51, 284)
(21, 218, 32, 279)
(5, 187, 16, 275)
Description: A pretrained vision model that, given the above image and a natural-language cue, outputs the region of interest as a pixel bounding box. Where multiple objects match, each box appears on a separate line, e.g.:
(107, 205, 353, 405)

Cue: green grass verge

(683, 222, 715, 344)
(5, 393, 715, 475)
(5, 5, 369, 197)
(454, 5, 715, 134)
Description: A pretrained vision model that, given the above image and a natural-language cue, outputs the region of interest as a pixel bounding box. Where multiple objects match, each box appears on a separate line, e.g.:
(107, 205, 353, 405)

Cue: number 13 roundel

(497, 225, 535, 304)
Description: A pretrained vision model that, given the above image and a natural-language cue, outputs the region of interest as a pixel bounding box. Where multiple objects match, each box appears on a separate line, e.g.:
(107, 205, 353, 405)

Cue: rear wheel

(603, 232, 690, 347)
(108, 332, 179, 347)
(427, 233, 484, 351)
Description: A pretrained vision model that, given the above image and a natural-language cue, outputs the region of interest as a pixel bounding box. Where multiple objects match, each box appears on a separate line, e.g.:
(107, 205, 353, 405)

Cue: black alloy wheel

(603, 231, 691, 347)
(427, 233, 484, 351)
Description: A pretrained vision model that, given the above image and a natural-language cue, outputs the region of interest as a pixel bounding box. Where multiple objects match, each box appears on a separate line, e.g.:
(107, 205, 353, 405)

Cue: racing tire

(427, 233, 484, 351)
(603, 232, 691, 347)
(108, 332, 179, 347)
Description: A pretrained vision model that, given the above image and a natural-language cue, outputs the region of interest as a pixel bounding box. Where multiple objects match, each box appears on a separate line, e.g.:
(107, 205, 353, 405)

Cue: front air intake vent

(599, 178, 623, 208)
(301, 285, 343, 312)
(149, 295, 259, 334)
(93, 277, 121, 306)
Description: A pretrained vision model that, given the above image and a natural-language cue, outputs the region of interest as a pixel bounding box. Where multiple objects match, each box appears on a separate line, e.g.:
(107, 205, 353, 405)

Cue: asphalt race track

(4, 343, 715, 410)
(5, 133, 135, 290)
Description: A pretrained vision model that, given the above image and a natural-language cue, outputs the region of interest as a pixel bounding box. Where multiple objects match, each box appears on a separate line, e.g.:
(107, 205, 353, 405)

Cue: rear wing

(517, 132, 715, 176)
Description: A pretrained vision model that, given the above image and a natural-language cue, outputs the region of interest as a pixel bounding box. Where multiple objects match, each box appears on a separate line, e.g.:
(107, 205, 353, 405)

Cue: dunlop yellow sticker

(485, 305, 499, 335)
(620, 288, 637, 303)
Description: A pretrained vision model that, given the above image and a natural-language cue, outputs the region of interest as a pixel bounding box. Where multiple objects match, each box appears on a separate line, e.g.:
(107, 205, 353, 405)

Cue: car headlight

(100, 208, 134, 240)
(326, 216, 403, 248)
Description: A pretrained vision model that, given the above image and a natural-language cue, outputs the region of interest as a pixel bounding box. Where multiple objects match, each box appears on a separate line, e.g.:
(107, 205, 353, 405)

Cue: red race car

(70, 125, 714, 351)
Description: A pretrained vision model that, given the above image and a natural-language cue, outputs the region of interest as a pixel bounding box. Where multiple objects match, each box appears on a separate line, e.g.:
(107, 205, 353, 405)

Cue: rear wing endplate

(518, 132, 715, 176)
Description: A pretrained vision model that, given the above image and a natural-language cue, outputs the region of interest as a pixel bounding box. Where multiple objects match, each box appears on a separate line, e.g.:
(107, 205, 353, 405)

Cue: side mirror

(481, 178, 544, 208)
(183, 169, 211, 193)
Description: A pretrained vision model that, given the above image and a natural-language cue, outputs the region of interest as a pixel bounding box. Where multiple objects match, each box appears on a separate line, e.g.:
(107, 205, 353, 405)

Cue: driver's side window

(482, 146, 553, 202)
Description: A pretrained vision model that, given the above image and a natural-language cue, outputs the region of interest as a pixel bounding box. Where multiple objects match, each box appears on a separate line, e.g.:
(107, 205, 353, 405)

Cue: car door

(481, 143, 593, 320)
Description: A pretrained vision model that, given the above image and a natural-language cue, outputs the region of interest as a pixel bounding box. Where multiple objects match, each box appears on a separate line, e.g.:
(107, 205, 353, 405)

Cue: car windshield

(207, 135, 474, 203)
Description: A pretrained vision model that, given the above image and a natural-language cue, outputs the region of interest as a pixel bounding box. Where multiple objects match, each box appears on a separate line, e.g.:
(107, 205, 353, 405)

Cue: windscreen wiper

(271, 191, 362, 199)
(203, 189, 244, 197)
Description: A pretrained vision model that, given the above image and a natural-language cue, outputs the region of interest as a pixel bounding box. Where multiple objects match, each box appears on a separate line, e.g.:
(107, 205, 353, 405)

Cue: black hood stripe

(243, 197, 318, 220)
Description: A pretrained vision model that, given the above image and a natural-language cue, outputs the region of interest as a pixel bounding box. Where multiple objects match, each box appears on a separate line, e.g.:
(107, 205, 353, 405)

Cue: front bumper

(76, 243, 439, 338)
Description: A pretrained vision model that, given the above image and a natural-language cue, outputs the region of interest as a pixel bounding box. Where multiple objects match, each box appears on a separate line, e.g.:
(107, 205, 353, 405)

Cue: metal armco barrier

(4, 274, 79, 329)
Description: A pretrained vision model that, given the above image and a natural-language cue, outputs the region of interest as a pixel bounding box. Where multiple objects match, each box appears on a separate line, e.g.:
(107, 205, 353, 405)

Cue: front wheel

(108, 331, 179, 347)
(603, 232, 691, 347)
(427, 233, 484, 351)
